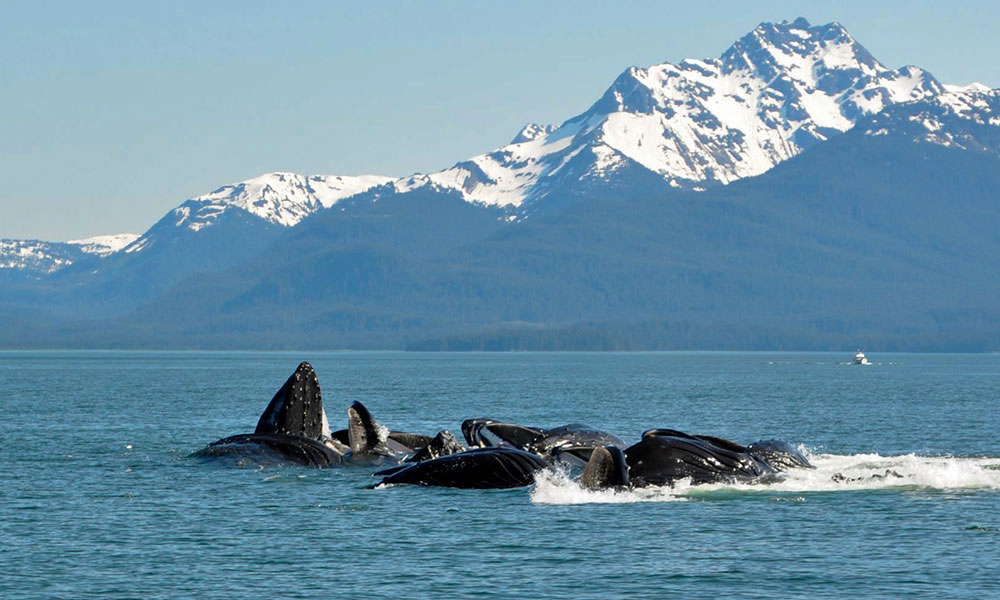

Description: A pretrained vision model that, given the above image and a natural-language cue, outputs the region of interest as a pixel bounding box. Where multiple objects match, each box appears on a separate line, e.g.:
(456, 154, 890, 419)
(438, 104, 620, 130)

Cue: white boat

(853, 351, 871, 366)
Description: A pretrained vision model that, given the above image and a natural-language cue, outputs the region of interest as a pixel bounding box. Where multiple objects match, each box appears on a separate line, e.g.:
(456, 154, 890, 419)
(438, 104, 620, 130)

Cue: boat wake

(530, 451, 1000, 504)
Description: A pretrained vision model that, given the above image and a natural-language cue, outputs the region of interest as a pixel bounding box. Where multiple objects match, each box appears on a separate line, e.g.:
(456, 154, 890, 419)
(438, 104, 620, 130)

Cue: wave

(530, 451, 1000, 505)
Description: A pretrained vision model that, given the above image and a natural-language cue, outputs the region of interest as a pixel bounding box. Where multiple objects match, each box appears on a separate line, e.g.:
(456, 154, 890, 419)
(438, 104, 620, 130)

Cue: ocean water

(1, 351, 998, 599)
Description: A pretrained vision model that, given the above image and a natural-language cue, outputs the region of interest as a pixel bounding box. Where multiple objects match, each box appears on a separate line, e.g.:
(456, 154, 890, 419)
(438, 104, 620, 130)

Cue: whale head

(254, 362, 328, 441)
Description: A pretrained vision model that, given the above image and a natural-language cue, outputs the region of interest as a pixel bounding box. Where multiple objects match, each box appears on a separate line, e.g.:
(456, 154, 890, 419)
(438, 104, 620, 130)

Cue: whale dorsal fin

(255, 362, 326, 439)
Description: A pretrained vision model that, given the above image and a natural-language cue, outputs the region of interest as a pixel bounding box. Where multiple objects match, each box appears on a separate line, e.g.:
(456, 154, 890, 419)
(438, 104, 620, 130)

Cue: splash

(749, 452, 1000, 493)
(531, 468, 688, 504)
(375, 422, 391, 444)
(530, 452, 1000, 505)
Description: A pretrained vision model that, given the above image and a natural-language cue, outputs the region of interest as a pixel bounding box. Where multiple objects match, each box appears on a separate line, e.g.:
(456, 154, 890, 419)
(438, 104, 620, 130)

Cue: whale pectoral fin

(255, 362, 326, 439)
(347, 401, 381, 455)
(581, 445, 629, 490)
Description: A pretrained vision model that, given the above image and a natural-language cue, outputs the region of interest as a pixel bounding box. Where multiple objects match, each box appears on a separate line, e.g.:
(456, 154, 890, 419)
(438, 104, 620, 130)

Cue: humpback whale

(193, 362, 412, 467)
(638, 430, 812, 472)
(461, 419, 624, 464)
(369, 420, 620, 489)
(337, 400, 412, 465)
(193, 362, 345, 467)
(327, 410, 459, 463)
(374, 447, 549, 489)
(581, 430, 813, 489)
(191, 361, 817, 491)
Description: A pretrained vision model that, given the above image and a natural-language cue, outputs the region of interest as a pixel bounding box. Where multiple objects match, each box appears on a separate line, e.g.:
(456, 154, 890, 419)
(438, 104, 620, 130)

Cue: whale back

(255, 362, 327, 440)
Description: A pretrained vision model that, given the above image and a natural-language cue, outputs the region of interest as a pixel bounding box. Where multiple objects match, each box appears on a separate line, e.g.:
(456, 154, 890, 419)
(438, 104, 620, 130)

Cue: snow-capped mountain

(118, 172, 393, 254)
(390, 18, 948, 210)
(67, 233, 141, 257)
(172, 172, 394, 231)
(864, 88, 1000, 153)
(0, 234, 139, 277)
(510, 123, 558, 144)
(4, 18, 997, 281)
(4, 18, 1000, 349)
(0, 173, 391, 275)
(943, 82, 992, 94)
(0, 239, 81, 275)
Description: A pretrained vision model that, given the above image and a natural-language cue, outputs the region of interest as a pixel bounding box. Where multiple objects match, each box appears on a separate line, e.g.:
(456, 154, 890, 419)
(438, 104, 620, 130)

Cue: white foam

(531, 468, 689, 504)
(530, 452, 1000, 504)
(375, 422, 390, 444)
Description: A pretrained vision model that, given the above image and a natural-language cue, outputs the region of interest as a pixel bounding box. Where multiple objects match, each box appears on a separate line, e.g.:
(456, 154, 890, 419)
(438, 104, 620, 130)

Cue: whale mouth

(461, 419, 486, 447)
(462, 419, 509, 448)
(470, 422, 489, 447)
(479, 427, 515, 448)
(552, 445, 599, 466)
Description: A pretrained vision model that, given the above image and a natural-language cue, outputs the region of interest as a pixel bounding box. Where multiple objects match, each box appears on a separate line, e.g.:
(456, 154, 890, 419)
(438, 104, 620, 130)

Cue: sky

(2, 0, 998, 241)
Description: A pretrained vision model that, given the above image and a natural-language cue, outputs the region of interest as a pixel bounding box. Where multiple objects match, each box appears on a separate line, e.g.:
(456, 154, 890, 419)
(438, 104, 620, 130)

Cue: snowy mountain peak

(720, 19, 878, 78)
(67, 233, 140, 256)
(944, 82, 993, 93)
(0, 239, 76, 274)
(392, 19, 950, 209)
(174, 172, 394, 232)
(0, 232, 139, 276)
(6, 19, 996, 279)
(511, 123, 557, 144)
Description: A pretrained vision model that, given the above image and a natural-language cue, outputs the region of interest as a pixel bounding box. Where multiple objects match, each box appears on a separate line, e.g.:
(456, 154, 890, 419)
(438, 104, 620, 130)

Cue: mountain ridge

(2, 18, 999, 351)
(98, 107, 1000, 351)
(4, 17, 987, 276)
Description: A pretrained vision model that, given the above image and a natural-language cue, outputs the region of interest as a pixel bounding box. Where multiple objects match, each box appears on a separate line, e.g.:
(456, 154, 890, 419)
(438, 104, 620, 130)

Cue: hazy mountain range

(3, 18, 999, 350)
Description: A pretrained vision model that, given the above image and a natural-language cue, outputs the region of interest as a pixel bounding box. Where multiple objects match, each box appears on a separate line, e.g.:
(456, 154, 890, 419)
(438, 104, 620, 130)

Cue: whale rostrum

(254, 361, 327, 439)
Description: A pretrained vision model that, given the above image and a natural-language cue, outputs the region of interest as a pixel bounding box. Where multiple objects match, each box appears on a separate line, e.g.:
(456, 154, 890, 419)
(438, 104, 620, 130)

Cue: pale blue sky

(2, 0, 998, 240)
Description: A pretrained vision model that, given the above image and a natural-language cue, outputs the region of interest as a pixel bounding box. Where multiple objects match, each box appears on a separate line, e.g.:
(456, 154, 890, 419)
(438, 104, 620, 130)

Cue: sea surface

(2, 351, 998, 599)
